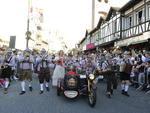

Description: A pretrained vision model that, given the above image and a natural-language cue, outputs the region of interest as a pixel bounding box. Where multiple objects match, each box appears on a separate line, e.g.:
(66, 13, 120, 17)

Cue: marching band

(0, 48, 150, 97)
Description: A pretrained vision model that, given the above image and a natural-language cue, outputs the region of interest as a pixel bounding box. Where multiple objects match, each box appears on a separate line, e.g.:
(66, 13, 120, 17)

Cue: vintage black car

(57, 66, 97, 107)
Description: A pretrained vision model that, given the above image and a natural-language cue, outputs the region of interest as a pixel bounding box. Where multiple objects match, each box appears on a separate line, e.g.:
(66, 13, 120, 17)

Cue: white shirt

(4, 55, 16, 70)
(36, 55, 51, 71)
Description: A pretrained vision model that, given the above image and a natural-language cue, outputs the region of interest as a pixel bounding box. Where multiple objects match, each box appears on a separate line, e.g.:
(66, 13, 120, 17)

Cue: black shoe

(20, 91, 26, 95)
(4, 88, 8, 94)
(106, 94, 111, 98)
(110, 89, 113, 95)
(46, 87, 50, 92)
(40, 90, 44, 94)
(29, 87, 33, 92)
(123, 92, 130, 97)
(145, 87, 150, 92)
(121, 90, 125, 94)
(135, 84, 139, 88)
(146, 89, 150, 94)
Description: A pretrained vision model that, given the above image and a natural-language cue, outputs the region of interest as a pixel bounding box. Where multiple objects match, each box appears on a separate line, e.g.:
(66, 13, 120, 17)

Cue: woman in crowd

(52, 50, 65, 87)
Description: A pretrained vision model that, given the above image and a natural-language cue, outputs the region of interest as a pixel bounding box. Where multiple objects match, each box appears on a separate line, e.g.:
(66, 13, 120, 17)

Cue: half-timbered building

(115, 0, 150, 49)
(78, 0, 150, 52)
(98, 7, 120, 49)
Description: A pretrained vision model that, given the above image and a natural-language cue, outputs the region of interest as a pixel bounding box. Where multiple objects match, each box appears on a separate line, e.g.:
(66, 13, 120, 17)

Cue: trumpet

(24, 52, 30, 58)
(1, 63, 9, 69)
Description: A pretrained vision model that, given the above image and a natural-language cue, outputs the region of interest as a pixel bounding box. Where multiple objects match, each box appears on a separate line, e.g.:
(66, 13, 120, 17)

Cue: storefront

(115, 31, 150, 50)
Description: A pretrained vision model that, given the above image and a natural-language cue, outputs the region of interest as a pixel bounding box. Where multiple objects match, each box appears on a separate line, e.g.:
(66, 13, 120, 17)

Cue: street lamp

(92, 0, 95, 29)
(26, 31, 31, 48)
(26, 0, 32, 48)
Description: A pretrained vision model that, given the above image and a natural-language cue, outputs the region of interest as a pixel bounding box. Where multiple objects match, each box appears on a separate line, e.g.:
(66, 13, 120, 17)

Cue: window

(148, 5, 150, 20)
(129, 16, 133, 27)
(136, 9, 144, 24)
(125, 17, 129, 29)
(117, 18, 120, 31)
(113, 20, 117, 33)
(124, 15, 133, 29)
(138, 11, 143, 22)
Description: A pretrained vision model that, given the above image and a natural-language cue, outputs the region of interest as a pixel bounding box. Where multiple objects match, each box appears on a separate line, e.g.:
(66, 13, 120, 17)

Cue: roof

(79, 37, 86, 45)
(97, 17, 104, 28)
(105, 7, 120, 21)
(89, 17, 104, 35)
(119, 0, 143, 12)
(78, 30, 88, 45)
(89, 27, 98, 35)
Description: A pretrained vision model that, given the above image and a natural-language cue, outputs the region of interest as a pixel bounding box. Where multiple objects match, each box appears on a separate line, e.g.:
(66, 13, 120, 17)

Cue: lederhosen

(19, 58, 32, 81)
(105, 61, 117, 92)
(121, 59, 132, 81)
(1, 57, 13, 79)
(148, 67, 150, 85)
(38, 59, 50, 83)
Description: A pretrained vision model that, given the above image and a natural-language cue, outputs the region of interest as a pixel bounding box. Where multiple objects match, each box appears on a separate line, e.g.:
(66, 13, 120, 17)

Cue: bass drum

(1, 66, 12, 78)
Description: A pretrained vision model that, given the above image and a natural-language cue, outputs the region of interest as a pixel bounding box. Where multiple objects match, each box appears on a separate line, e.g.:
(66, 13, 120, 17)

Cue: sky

(0, 0, 130, 50)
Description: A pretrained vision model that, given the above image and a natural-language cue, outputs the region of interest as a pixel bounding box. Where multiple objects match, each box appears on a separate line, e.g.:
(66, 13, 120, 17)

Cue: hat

(124, 51, 130, 55)
(131, 57, 135, 61)
(7, 48, 12, 53)
(25, 48, 31, 53)
(41, 48, 46, 52)
(105, 53, 111, 58)
(103, 50, 107, 54)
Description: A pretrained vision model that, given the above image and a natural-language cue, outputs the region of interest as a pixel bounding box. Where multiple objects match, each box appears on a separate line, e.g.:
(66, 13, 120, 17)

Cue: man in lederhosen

(119, 51, 132, 97)
(18, 48, 34, 95)
(1, 48, 15, 94)
(101, 53, 117, 98)
(36, 48, 51, 94)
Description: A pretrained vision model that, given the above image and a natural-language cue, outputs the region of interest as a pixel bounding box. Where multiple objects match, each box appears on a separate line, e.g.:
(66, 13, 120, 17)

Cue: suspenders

(21, 57, 32, 69)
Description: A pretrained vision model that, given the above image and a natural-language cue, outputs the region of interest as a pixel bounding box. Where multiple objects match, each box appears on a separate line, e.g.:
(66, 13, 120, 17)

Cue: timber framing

(78, 0, 150, 50)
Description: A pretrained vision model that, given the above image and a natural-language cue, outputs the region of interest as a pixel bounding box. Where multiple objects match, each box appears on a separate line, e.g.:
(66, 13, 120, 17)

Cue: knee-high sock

(5, 80, 9, 89)
(40, 84, 44, 91)
(28, 82, 32, 87)
(121, 84, 125, 90)
(125, 84, 129, 92)
(45, 82, 49, 87)
(21, 81, 25, 91)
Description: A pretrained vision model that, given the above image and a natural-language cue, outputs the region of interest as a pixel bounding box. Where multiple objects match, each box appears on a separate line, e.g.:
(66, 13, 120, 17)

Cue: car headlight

(89, 74, 95, 80)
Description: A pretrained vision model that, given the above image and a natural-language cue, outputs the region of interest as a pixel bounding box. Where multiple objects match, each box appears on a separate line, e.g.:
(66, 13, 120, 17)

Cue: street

(0, 76, 150, 113)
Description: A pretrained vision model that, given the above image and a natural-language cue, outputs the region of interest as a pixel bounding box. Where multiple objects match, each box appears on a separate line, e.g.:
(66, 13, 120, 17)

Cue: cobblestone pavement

(0, 77, 150, 113)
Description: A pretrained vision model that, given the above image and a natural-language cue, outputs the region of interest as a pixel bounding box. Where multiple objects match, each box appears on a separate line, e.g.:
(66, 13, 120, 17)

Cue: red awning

(86, 43, 95, 50)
